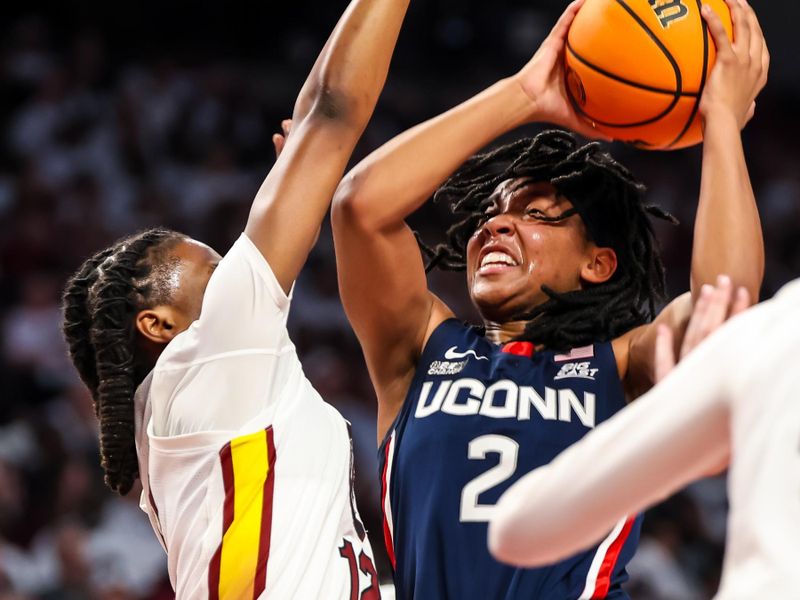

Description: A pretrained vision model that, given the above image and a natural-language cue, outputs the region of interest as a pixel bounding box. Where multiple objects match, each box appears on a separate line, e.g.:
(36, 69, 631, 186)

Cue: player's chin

(470, 278, 527, 320)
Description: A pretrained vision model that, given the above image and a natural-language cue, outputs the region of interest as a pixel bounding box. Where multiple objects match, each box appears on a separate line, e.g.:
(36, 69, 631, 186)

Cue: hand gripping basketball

(698, 0, 769, 128)
(514, 0, 613, 141)
(564, 0, 741, 149)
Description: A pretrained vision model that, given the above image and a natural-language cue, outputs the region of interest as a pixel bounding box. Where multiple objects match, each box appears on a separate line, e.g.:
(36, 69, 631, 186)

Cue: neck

(483, 319, 529, 344)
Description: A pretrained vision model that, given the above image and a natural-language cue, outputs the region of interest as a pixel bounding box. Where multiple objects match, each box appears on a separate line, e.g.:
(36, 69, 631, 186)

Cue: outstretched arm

(331, 0, 606, 439)
(245, 0, 410, 293)
(621, 0, 767, 391)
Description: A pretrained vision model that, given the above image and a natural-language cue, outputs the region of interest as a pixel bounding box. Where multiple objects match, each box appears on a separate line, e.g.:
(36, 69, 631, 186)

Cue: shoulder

(614, 292, 693, 399)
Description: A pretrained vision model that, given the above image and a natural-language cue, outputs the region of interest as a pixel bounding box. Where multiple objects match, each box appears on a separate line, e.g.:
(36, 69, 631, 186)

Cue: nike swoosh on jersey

(444, 346, 489, 361)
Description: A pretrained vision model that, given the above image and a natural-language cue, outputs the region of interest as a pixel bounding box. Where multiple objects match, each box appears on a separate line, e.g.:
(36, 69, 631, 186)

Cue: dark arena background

(0, 1, 797, 598)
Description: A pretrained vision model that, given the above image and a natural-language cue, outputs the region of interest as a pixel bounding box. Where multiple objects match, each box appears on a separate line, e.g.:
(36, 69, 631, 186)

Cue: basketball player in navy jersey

(331, 0, 768, 597)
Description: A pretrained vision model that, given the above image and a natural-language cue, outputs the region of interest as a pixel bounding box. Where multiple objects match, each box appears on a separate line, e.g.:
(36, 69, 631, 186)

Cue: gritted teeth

(480, 251, 519, 268)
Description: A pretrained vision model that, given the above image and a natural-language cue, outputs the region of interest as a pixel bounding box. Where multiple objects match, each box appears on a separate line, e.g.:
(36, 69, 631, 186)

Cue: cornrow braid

(422, 129, 678, 352)
(62, 228, 185, 494)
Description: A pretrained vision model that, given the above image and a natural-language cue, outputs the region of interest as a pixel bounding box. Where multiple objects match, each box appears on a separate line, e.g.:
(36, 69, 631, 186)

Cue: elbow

(332, 171, 375, 230)
(297, 81, 365, 130)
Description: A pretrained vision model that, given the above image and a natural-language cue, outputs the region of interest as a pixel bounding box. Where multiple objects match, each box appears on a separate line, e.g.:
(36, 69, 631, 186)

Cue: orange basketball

(565, 0, 732, 150)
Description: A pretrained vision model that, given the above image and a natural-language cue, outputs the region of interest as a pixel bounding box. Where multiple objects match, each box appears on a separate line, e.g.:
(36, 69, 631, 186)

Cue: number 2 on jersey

(460, 434, 519, 522)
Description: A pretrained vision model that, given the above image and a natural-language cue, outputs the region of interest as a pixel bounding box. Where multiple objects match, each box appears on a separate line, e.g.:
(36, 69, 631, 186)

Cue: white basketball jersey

(133, 234, 379, 599)
(715, 279, 800, 600)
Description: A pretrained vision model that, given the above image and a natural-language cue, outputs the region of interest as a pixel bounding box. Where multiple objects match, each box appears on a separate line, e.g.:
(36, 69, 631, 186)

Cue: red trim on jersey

(381, 438, 397, 570)
(253, 428, 276, 599)
(501, 341, 535, 357)
(592, 516, 636, 598)
(208, 441, 234, 600)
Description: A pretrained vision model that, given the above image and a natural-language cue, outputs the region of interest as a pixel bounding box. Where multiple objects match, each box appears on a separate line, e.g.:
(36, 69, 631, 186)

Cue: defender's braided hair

(422, 130, 677, 351)
(62, 228, 185, 494)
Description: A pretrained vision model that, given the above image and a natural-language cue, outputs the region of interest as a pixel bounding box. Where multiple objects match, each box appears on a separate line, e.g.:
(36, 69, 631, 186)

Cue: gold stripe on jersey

(209, 427, 276, 600)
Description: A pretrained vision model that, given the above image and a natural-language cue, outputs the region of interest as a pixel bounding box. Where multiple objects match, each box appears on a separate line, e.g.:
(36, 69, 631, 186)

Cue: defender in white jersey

(60, 0, 410, 596)
(489, 277, 800, 599)
(134, 234, 379, 597)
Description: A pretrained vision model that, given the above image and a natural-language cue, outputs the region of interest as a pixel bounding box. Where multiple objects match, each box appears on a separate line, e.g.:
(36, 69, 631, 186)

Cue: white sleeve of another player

(488, 320, 742, 568)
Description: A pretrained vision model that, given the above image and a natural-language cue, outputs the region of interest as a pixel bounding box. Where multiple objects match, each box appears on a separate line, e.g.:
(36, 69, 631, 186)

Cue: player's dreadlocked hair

(62, 228, 186, 495)
(422, 129, 677, 352)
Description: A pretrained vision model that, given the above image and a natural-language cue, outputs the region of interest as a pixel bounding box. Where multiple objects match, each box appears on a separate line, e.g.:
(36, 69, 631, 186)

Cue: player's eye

(525, 207, 548, 219)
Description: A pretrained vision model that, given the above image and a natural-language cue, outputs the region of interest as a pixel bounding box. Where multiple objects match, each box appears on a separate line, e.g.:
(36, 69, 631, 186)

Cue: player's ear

(136, 306, 180, 345)
(581, 246, 617, 284)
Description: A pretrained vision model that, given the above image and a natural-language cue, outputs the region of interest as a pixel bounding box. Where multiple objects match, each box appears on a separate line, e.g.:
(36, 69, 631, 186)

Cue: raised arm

(621, 0, 767, 392)
(331, 0, 603, 438)
(690, 0, 767, 300)
(245, 0, 410, 293)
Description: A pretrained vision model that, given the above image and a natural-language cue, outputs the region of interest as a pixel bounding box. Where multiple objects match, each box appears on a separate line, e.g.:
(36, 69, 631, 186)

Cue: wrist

(503, 75, 542, 128)
(699, 103, 741, 131)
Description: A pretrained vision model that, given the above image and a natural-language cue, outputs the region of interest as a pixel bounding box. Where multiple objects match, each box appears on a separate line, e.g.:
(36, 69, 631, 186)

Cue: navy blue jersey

(378, 319, 642, 600)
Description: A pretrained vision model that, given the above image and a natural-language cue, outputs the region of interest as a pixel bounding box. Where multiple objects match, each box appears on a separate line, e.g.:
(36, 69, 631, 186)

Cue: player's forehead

(172, 238, 222, 267)
(487, 179, 572, 212)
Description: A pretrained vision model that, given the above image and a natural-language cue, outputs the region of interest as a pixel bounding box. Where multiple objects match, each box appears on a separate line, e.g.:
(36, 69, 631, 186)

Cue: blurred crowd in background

(0, 1, 798, 598)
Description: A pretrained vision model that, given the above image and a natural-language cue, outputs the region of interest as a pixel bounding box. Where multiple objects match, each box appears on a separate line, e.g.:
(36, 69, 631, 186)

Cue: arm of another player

(332, 0, 609, 440)
(620, 0, 767, 392)
(488, 280, 748, 567)
(244, 0, 410, 294)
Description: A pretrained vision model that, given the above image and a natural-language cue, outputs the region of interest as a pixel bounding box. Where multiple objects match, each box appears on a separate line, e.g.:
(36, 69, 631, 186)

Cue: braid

(62, 228, 185, 494)
(422, 129, 677, 352)
(63, 245, 119, 397)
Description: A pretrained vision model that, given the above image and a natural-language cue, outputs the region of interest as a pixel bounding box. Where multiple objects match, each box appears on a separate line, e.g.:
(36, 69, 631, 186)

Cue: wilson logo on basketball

(648, 0, 689, 29)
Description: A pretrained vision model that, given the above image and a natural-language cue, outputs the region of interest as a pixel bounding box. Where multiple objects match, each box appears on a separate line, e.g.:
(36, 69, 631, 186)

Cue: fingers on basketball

(703, 5, 733, 56)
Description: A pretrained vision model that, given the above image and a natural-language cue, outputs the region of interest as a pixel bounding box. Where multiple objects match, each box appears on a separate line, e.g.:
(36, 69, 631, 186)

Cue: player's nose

(483, 213, 514, 237)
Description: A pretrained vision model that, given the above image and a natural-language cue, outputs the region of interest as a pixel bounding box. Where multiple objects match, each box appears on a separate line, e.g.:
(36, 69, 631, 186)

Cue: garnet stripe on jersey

(592, 516, 636, 598)
(208, 428, 276, 600)
(208, 442, 233, 600)
(381, 431, 397, 570)
(253, 428, 276, 598)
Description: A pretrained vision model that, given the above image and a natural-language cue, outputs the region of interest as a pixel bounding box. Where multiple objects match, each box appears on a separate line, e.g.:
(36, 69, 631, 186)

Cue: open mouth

(478, 250, 520, 275)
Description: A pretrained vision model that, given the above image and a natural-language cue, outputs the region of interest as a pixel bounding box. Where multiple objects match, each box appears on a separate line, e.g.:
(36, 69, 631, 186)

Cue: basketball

(565, 0, 733, 150)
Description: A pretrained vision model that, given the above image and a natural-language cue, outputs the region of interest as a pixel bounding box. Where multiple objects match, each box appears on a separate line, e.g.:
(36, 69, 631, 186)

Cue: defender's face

(465, 179, 593, 323)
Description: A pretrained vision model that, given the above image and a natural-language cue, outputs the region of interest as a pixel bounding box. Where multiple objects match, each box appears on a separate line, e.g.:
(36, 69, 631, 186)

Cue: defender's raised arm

(246, 0, 411, 293)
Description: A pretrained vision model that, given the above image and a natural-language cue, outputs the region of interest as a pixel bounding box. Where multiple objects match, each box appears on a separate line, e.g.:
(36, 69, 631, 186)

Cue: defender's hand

(514, 0, 611, 141)
(699, 0, 769, 128)
(655, 275, 751, 382)
(272, 119, 293, 159)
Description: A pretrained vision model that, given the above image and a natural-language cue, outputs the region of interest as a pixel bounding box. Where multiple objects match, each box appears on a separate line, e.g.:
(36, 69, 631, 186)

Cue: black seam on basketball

(667, 0, 709, 148)
(567, 47, 682, 128)
(566, 41, 698, 98)
(615, 0, 683, 96)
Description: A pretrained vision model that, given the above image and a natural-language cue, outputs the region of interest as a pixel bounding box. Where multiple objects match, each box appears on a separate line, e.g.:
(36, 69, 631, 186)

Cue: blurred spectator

(0, 3, 797, 597)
